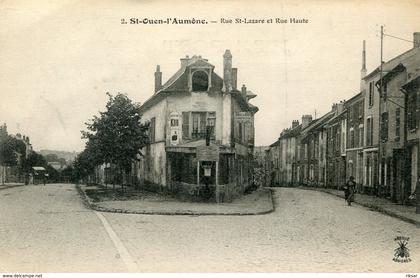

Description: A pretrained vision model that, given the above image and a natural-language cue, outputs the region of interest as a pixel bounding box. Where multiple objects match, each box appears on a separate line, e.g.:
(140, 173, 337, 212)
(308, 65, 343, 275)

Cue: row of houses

(266, 32, 420, 205)
(0, 123, 34, 183)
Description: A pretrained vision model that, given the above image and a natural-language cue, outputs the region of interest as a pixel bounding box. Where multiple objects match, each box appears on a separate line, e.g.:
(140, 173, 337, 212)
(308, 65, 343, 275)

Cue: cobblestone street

(0, 184, 419, 272)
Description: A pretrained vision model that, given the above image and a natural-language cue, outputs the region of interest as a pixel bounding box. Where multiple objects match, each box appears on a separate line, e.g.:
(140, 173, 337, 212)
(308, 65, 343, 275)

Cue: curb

(0, 184, 25, 191)
(297, 186, 420, 227)
(76, 184, 275, 216)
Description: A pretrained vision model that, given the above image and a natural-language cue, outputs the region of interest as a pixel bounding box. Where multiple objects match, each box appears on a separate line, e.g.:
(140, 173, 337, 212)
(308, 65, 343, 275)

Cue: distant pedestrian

(344, 176, 356, 206)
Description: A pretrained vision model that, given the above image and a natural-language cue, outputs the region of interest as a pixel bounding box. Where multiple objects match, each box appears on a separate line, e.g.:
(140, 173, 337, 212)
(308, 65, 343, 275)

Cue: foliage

(73, 147, 97, 181)
(22, 151, 47, 172)
(81, 92, 149, 180)
(0, 135, 26, 167)
(61, 165, 74, 181)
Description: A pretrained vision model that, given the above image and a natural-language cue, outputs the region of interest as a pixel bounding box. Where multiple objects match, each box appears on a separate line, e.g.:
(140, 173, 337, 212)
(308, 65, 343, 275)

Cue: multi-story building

(300, 111, 334, 187)
(378, 37, 420, 203)
(267, 140, 280, 186)
(345, 92, 365, 193)
(362, 33, 420, 195)
(324, 102, 347, 189)
(137, 50, 258, 202)
(278, 120, 301, 186)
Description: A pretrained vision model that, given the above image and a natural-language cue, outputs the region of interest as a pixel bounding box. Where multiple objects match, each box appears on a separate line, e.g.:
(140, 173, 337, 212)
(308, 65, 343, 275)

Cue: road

(0, 184, 419, 272)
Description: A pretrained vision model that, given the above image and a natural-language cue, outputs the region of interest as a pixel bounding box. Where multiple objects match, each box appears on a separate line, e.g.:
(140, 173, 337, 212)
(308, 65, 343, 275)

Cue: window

(350, 128, 355, 148)
(359, 126, 364, 147)
(149, 117, 156, 143)
(192, 71, 209, 91)
(192, 112, 206, 139)
(238, 122, 243, 142)
(395, 108, 400, 139)
(369, 81, 374, 106)
(407, 92, 418, 130)
(170, 119, 179, 127)
(366, 117, 373, 146)
(381, 112, 388, 142)
(182, 111, 216, 140)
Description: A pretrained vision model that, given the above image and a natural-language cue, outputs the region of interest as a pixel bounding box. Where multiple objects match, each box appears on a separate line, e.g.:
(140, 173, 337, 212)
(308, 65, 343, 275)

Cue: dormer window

(192, 71, 209, 91)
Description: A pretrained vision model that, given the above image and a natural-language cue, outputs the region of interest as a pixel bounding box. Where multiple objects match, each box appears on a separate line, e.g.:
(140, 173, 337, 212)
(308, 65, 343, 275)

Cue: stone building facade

(136, 50, 258, 202)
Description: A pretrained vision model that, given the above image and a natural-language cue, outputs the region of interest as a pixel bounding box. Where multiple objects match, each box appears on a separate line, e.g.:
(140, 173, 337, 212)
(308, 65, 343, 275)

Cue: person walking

(345, 176, 356, 206)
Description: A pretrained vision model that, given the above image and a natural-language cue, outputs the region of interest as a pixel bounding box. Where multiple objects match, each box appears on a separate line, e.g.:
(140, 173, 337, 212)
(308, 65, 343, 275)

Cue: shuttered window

(381, 112, 388, 142)
(395, 108, 400, 139)
(149, 117, 156, 143)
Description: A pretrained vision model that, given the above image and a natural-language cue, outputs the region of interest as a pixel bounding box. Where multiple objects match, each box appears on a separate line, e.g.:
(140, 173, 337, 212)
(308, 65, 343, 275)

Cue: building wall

(166, 92, 226, 144)
(139, 98, 168, 187)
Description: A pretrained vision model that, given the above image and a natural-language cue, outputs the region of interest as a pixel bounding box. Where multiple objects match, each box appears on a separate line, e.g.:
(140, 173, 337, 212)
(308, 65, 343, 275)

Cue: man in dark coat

(345, 176, 356, 206)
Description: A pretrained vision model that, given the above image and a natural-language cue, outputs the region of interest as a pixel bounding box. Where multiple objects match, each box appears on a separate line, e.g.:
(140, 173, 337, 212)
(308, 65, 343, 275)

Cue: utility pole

(378, 25, 384, 197)
(380, 26, 384, 100)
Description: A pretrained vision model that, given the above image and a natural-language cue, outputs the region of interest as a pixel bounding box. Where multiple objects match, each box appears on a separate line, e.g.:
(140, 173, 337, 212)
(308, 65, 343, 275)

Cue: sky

(1, 0, 420, 152)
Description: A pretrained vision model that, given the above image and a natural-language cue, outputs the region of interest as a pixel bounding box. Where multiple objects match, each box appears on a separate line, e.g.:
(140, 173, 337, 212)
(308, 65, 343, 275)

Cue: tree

(0, 136, 18, 167)
(61, 165, 74, 183)
(81, 93, 149, 187)
(73, 147, 97, 183)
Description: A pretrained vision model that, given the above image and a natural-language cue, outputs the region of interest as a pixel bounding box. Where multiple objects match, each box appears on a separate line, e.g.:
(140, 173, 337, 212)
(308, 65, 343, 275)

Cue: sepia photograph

(0, 0, 419, 276)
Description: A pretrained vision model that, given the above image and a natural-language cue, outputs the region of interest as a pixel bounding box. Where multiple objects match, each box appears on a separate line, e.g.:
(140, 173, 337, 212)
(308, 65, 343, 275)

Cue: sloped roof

(364, 46, 420, 80)
(280, 125, 302, 139)
(301, 111, 335, 140)
(140, 54, 259, 114)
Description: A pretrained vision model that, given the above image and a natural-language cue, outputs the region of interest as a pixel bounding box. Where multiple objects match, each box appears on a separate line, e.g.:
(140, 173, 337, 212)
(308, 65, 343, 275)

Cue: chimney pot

(154, 65, 162, 93)
(223, 50, 233, 92)
(301, 115, 313, 128)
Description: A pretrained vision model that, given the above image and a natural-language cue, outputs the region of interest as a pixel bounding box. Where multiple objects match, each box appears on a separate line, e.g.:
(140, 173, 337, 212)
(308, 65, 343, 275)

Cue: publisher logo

(393, 236, 411, 263)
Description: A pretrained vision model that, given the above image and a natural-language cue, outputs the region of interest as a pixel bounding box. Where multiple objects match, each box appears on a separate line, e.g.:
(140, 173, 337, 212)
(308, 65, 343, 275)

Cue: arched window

(192, 71, 209, 91)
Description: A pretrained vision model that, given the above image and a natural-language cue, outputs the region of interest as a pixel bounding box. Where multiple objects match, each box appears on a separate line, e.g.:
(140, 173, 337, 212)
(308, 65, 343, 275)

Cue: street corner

(76, 183, 275, 216)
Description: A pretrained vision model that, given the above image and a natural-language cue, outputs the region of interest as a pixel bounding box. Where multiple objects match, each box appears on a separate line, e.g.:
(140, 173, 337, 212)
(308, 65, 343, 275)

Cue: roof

(402, 73, 420, 91)
(345, 91, 364, 106)
(364, 46, 420, 81)
(324, 109, 346, 128)
(32, 167, 46, 171)
(140, 54, 258, 114)
(301, 110, 335, 140)
(269, 140, 279, 147)
(279, 125, 302, 139)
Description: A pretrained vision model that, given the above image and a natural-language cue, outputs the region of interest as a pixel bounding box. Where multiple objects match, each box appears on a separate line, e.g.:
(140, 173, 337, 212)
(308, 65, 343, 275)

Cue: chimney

(414, 32, 420, 48)
(361, 40, 367, 91)
(301, 115, 313, 128)
(292, 120, 299, 129)
(223, 49, 233, 92)
(337, 100, 345, 114)
(154, 65, 162, 93)
(180, 55, 190, 67)
(232, 68, 238, 90)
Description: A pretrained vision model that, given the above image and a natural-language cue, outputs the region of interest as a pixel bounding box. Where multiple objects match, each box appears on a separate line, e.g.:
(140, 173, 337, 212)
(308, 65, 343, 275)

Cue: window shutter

(182, 112, 189, 139)
(200, 112, 206, 136)
(416, 92, 420, 128)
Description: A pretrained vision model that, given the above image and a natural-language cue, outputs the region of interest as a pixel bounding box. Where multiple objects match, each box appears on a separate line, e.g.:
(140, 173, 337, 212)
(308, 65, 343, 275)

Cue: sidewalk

(77, 184, 274, 216)
(298, 186, 420, 227)
(0, 183, 25, 191)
